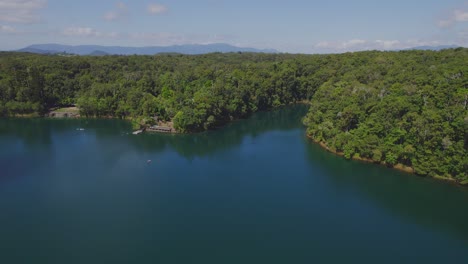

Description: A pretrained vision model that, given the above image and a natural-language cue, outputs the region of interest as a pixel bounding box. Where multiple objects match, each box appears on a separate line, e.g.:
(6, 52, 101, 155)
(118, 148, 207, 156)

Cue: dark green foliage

(0, 49, 466, 182)
(303, 49, 467, 182)
(0, 52, 312, 127)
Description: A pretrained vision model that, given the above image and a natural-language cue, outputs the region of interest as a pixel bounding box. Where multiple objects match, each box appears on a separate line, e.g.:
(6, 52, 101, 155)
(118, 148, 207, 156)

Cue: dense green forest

(0, 49, 466, 183)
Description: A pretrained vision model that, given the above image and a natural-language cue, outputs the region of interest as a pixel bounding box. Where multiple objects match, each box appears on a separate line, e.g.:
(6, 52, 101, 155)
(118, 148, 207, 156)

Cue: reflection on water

(304, 141, 468, 243)
(0, 105, 467, 263)
(0, 106, 307, 158)
(131, 106, 308, 158)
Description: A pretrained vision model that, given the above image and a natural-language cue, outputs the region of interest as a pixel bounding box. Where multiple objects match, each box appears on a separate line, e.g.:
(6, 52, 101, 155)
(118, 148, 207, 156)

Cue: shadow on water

(0, 106, 308, 157)
(0, 118, 54, 146)
(0, 106, 308, 183)
(304, 141, 468, 243)
(0, 118, 132, 183)
(1, 105, 468, 264)
(2, 105, 467, 248)
(129, 105, 309, 158)
(0, 118, 132, 147)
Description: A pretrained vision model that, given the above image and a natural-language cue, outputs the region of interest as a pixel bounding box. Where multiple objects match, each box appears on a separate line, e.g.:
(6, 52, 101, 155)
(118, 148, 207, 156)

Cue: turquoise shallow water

(0, 105, 467, 264)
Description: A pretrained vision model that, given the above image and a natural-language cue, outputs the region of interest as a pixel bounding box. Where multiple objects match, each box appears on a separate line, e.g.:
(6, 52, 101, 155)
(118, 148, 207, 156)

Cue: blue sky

(0, 0, 467, 53)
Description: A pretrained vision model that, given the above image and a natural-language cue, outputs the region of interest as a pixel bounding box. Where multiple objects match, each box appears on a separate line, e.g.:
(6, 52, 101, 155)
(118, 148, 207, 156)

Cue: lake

(0, 105, 467, 264)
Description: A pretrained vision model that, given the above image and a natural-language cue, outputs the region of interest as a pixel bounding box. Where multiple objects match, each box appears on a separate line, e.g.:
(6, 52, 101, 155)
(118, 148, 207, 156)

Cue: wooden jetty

(47, 107, 80, 118)
(146, 125, 174, 133)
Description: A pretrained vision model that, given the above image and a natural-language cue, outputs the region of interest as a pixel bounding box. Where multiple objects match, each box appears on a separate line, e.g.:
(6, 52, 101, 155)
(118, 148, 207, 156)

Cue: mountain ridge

(17, 43, 278, 55)
(402, 45, 460, 51)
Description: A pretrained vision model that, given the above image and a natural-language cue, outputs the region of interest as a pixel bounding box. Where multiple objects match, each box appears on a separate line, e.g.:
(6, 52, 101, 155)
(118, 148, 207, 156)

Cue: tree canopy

(0, 49, 466, 182)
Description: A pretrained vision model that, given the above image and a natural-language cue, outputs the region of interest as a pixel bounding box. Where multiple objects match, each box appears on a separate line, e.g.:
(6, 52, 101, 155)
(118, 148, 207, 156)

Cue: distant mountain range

(17, 43, 278, 55)
(402, 45, 460, 51)
(14, 43, 462, 56)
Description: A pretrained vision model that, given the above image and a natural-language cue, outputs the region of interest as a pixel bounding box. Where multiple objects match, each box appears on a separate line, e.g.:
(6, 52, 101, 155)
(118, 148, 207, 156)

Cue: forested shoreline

(0, 49, 466, 183)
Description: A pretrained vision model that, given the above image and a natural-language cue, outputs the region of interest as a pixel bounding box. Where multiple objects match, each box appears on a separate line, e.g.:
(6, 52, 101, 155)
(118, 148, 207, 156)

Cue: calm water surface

(0, 105, 467, 264)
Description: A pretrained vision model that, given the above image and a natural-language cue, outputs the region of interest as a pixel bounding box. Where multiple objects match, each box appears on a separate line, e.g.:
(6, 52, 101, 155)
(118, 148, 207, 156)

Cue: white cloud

(107, 32, 119, 38)
(130, 32, 197, 45)
(375, 40, 400, 50)
(147, 3, 168, 15)
(104, 2, 128, 21)
(62, 27, 118, 38)
(437, 7, 468, 28)
(116, 2, 125, 9)
(314, 39, 370, 52)
(0, 24, 16, 33)
(454, 9, 468, 21)
(314, 41, 330, 49)
(458, 30, 468, 45)
(342, 39, 366, 49)
(346, 39, 366, 45)
(0, 0, 46, 23)
(61, 28, 232, 45)
(312, 39, 446, 53)
(63, 27, 100, 37)
(104, 11, 119, 21)
(128, 32, 237, 46)
(437, 19, 453, 28)
(460, 30, 468, 38)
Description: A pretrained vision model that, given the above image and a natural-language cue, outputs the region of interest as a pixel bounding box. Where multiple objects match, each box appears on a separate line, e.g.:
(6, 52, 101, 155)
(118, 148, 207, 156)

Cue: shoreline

(305, 134, 462, 186)
(3, 107, 465, 186)
(4, 101, 311, 134)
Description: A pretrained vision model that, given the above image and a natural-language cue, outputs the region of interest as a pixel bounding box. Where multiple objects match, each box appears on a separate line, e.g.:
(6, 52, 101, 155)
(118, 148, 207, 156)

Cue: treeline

(0, 49, 466, 182)
(0, 52, 315, 131)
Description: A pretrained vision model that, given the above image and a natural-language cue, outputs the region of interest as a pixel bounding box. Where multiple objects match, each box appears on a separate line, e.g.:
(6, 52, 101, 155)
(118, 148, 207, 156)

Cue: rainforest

(0, 49, 466, 183)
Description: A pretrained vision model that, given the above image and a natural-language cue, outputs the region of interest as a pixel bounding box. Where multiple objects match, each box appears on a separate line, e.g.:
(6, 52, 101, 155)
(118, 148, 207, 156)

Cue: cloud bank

(104, 2, 128, 21)
(0, 0, 46, 23)
(437, 7, 468, 28)
(147, 3, 168, 15)
(62, 27, 118, 38)
(0, 24, 16, 33)
(312, 39, 452, 53)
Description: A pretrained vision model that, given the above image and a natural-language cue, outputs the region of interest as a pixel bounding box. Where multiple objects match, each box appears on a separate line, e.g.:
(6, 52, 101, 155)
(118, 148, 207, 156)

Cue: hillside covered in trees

(0, 49, 466, 183)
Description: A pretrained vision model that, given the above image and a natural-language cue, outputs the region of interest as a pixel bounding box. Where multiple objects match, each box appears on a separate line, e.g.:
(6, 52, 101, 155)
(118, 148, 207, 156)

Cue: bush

(385, 152, 398, 166)
(372, 149, 382, 162)
(343, 144, 355, 159)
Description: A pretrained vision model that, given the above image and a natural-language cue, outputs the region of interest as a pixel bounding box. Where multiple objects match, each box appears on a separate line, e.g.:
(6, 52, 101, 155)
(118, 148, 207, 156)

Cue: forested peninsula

(0, 49, 466, 183)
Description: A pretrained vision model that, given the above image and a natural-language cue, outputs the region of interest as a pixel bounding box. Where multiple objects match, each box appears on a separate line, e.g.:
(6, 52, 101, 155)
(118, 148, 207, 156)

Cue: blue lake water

(0, 105, 467, 263)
